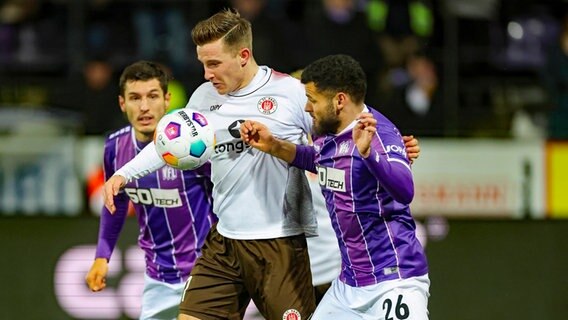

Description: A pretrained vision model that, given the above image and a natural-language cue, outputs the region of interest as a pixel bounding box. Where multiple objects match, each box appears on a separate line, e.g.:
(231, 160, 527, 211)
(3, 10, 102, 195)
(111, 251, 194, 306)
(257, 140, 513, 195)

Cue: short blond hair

(191, 9, 253, 55)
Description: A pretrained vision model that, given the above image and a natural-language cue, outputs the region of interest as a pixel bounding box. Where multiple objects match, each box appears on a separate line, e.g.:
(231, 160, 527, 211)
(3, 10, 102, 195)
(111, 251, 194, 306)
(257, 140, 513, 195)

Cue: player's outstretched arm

(240, 120, 297, 163)
(403, 135, 420, 164)
(85, 258, 108, 292)
(103, 175, 126, 214)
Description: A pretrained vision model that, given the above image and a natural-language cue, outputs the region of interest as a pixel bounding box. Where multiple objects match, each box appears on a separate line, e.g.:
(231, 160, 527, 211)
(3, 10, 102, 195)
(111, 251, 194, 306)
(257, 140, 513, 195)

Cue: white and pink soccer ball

(154, 109, 215, 170)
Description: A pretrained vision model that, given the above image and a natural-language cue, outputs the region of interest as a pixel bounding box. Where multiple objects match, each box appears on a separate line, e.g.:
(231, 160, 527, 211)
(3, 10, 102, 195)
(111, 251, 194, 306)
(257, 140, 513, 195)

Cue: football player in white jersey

(105, 9, 316, 320)
(103, 9, 421, 320)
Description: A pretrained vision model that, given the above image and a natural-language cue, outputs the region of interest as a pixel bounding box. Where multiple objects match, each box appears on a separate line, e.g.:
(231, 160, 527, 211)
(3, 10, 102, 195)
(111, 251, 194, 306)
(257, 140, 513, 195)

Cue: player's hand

(353, 113, 377, 158)
(240, 120, 275, 153)
(103, 175, 126, 214)
(85, 258, 108, 292)
(402, 135, 420, 164)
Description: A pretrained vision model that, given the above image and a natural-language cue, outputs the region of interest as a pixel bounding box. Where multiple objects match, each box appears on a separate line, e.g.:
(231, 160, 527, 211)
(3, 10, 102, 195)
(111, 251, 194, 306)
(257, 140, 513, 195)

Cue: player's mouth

(138, 115, 154, 125)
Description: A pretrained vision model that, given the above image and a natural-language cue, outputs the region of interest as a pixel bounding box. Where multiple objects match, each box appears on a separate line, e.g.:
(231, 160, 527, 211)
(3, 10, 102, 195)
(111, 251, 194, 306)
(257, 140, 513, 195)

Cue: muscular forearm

(269, 138, 298, 163)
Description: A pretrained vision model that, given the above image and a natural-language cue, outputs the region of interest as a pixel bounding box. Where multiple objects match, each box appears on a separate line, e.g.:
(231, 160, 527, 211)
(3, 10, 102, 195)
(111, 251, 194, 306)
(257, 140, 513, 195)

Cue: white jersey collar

(337, 105, 370, 135)
(228, 66, 271, 97)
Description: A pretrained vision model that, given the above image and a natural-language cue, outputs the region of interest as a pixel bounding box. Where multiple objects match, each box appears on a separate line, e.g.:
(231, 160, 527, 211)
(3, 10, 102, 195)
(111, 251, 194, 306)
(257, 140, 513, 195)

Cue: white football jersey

(116, 66, 316, 240)
(186, 66, 316, 239)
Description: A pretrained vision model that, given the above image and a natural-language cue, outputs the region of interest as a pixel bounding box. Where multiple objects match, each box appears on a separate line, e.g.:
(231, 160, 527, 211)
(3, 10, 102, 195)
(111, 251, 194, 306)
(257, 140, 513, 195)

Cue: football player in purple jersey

(241, 54, 430, 320)
(85, 61, 216, 320)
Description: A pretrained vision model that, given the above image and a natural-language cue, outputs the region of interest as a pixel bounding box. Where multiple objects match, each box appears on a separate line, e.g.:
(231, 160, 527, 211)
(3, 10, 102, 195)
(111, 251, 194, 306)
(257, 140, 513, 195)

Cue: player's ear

(118, 95, 126, 112)
(239, 48, 251, 67)
(335, 92, 347, 112)
(164, 92, 171, 111)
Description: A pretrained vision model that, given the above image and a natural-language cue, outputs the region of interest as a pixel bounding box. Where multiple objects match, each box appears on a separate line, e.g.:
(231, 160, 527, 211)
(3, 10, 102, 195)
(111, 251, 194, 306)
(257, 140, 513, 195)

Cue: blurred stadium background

(1, 0, 568, 319)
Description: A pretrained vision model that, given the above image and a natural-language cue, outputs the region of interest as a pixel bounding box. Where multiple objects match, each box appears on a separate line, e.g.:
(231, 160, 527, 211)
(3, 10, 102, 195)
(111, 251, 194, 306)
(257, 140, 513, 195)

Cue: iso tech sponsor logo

(316, 165, 346, 192)
(257, 96, 278, 115)
(215, 119, 250, 154)
(124, 188, 182, 208)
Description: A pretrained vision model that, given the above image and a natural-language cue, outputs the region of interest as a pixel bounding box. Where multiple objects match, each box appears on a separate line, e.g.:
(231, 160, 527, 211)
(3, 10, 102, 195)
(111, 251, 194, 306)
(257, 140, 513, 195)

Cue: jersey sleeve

(114, 142, 165, 182)
(362, 129, 414, 205)
(95, 198, 130, 260)
(95, 139, 130, 260)
(291, 144, 317, 173)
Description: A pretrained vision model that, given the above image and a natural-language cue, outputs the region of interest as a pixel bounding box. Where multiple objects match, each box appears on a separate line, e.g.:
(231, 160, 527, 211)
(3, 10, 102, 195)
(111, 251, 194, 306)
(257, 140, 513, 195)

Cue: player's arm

(103, 142, 165, 213)
(240, 120, 297, 162)
(86, 197, 130, 292)
(240, 120, 317, 172)
(354, 113, 414, 204)
(87, 143, 131, 292)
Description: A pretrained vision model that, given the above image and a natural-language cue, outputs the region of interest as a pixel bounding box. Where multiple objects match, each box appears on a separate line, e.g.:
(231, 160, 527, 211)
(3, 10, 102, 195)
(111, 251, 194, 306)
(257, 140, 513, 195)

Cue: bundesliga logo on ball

(154, 109, 215, 170)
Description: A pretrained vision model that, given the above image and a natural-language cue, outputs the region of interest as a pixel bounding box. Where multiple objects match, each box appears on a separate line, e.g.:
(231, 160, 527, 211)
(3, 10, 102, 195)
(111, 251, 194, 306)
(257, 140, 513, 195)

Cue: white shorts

(140, 274, 185, 320)
(312, 274, 430, 320)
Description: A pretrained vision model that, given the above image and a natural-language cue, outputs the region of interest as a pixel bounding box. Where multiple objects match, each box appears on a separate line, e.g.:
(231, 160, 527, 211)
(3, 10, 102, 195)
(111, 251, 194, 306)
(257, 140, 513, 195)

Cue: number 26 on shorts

(383, 294, 409, 320)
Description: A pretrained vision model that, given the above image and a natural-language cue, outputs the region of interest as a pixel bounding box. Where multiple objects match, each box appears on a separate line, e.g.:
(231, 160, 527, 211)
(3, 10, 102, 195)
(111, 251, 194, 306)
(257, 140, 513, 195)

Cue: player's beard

(313, 101, 341, 136)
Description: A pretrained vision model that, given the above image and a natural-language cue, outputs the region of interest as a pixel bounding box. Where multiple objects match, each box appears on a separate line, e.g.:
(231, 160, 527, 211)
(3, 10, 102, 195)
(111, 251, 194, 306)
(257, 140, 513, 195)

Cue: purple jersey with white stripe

(95, 126, 216, 284)
(293, 108, 428, 287)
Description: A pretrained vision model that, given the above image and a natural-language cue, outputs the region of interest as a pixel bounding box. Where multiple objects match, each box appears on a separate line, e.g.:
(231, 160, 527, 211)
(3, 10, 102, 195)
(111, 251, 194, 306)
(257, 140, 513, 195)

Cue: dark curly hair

(301, 54, 366, 104)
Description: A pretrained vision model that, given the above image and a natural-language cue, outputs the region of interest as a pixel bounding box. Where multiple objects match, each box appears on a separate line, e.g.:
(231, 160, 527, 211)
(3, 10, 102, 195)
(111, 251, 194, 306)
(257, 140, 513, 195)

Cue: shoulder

(106, 125, 131, 143)
(268, 68, 303, 88)
(264, 67, 306, 107)
(102, 126, 131, 164)
(193, 81, 214, 95)
(187, 82, 224, 112)
(370, 108, 398, 131)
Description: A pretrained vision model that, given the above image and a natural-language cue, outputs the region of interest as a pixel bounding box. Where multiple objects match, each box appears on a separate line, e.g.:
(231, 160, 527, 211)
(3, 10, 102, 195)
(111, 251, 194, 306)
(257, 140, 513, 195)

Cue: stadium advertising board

(410, 139, 546, 218)
(0, 135, 83, 215)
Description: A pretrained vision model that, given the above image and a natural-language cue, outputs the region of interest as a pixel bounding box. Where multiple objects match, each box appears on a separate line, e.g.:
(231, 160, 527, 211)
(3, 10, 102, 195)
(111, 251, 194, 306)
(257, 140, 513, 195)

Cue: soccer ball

(154, 109, 215, 170)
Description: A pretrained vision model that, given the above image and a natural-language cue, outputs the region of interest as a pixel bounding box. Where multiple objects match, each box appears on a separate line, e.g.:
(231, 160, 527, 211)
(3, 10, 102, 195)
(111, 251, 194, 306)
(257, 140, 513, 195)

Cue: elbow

(391, 178, 414, 205)
(395, 188, 414, 205)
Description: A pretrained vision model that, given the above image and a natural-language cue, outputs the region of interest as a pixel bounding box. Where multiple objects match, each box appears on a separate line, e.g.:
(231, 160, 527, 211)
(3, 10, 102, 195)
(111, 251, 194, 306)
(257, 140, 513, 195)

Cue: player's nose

(203, 67, 214, 81)
(139, 97, 150, 111)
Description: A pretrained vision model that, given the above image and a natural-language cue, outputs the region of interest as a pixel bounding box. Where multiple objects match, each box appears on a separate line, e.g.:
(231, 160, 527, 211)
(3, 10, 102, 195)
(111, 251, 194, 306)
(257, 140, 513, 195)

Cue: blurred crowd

(0, 0, 566, 139)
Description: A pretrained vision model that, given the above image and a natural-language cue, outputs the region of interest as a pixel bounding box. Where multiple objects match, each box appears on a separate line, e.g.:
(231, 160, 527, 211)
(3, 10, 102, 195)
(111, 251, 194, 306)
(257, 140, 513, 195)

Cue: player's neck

(336, 103, 366, 134)
(238, 61, 259, 91)
(135, 130, 153, 143)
